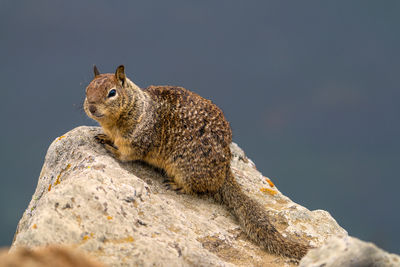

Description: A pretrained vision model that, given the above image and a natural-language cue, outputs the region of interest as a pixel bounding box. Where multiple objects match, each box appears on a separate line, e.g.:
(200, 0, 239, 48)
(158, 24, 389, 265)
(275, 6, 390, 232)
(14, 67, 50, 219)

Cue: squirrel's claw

(94, 134, 108, 144)
(163, 179, 184, 194)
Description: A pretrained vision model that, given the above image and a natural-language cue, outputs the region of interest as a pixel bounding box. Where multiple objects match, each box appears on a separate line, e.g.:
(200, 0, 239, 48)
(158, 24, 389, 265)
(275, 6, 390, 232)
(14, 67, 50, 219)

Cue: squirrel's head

(84, 65, 132, 124)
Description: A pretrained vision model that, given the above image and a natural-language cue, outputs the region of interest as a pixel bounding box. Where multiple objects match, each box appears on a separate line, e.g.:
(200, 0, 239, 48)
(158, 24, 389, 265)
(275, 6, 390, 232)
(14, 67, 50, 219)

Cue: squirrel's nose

(89, 105, 97, 115)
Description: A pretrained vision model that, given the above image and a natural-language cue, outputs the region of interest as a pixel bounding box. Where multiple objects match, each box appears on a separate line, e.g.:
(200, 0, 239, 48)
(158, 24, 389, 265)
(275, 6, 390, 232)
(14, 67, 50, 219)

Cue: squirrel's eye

(107, 89, 117, 98)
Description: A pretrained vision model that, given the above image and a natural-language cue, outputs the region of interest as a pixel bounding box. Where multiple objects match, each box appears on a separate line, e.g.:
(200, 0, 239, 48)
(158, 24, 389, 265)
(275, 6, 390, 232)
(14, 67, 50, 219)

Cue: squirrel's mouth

(88, 110, 105, 119)
(91, 113, 104, 119)
(87, 104, 104, 118)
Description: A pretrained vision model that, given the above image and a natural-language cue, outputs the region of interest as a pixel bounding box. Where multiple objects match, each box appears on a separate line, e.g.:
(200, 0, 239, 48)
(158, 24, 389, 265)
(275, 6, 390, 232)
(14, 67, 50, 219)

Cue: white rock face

(300, 236, 400, 267)
(12, 126, 348, 266)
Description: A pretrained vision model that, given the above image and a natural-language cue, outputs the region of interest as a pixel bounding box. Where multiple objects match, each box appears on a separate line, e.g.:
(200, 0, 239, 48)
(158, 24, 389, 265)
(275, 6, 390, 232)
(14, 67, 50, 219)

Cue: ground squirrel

(84, 65, 310, 260)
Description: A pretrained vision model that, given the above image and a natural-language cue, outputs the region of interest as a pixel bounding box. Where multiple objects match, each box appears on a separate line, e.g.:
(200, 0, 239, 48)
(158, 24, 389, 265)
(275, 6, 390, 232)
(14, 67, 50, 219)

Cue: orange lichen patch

(75, 214, 82, 226)
(104, 236, 134, 244)
(122, 236, 134, 243)
(55, 164, 72, 186)
(32, 224, 37, 229)
(55, 174, 61, 186)
(48, 184, 52, 191)
(260, 187, 278, 195)
(81, 233, 95, 245)
(265, 177, 275, 187)
(106, 216, 113, 220)
(167, 225, 181, 233)
(56, 135, 66, 141)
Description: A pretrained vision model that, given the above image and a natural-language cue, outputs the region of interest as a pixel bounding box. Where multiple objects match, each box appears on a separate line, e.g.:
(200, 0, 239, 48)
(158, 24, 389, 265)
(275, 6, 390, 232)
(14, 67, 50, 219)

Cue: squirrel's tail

(214, 170, 310, 260)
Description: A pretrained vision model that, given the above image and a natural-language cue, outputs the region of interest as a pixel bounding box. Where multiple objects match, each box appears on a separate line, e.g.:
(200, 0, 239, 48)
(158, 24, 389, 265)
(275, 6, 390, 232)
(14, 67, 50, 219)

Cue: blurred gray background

(1, 1, 399, 253)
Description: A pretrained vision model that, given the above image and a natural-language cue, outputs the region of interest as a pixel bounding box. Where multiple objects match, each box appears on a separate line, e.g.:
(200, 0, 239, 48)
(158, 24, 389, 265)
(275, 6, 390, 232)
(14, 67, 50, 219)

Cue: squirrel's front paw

(94, 134, 121, 158)
(94, 134, 111, 145)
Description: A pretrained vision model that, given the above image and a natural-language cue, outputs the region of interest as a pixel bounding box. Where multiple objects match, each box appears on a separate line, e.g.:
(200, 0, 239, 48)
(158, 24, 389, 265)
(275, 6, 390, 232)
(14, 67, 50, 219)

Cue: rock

(12, 126, 347, 266)
(299, 236, 400, 267)
(0, 246, 104, 267)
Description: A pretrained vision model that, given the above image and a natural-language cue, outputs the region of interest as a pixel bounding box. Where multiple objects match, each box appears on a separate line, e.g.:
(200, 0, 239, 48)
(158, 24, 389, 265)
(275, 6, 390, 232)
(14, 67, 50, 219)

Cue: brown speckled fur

(84, 65, 310, 261)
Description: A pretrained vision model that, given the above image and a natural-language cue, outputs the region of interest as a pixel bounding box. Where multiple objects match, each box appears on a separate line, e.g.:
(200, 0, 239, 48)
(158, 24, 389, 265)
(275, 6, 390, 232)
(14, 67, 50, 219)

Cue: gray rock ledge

(300, 236, 400, 267)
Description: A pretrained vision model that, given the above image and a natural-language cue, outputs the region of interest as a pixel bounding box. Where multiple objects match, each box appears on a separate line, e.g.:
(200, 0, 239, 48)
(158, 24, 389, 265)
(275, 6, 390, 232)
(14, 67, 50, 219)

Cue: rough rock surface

(0, 246, 105, 267)
(299, 236, 400, 267)
(12, 126, 347, 266)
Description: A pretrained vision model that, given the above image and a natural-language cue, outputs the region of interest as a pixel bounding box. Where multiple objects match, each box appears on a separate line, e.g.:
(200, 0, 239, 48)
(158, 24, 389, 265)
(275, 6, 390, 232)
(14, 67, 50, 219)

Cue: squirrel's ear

(93, 65, 100, 77)
(115, 65, 126, 86)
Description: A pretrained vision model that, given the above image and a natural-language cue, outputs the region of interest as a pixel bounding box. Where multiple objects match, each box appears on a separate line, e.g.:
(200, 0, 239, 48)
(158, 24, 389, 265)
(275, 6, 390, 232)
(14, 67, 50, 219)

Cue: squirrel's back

(144, 85, 232, 193)
(145, 85, 232, 149)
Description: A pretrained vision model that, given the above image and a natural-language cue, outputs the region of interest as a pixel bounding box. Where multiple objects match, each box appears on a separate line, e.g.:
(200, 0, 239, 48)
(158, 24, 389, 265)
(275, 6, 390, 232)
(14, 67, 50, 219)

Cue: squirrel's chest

(104, 128, 133, 156)
(114, 136, 131, 152)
